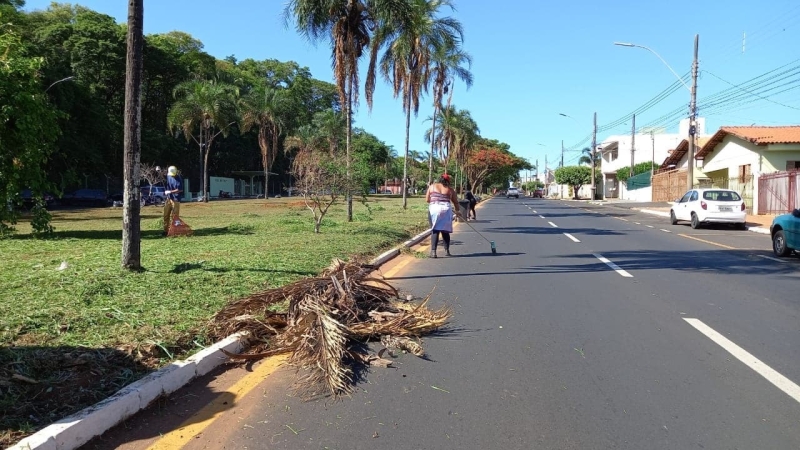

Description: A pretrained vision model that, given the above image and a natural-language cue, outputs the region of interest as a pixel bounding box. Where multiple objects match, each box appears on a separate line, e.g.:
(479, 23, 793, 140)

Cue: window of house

(786, 161, 800, 171)
(738, 164, 751, 182)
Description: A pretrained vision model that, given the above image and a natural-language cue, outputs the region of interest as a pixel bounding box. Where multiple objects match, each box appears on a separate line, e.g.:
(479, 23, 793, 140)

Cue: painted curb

(635, 208, 772, 235)
(9, 223, 440, 450)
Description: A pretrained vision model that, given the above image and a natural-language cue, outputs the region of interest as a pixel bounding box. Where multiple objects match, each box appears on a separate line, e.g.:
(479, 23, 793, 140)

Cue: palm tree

(239, 84, 287, 197)
(167, 79, 238, 202)
(432, 105, 479, 169)
(285, 0, 410, 221)
(578, 146, 601, 167)
(313, 109, 345, 156)
(374, 0, 463, 208)
(122, 0, 143, 270)
(426, 44, 472, 185)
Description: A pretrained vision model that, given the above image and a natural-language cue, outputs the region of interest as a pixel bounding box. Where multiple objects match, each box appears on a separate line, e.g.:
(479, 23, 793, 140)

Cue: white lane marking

(539, 215, 546, 219)
(618, 217, 629, 222)
(758, 255, 786, 263)
(593, 253, 633, 278)
(532, 210, 537, 213)
(564, 233, 580, 243)
(548, 221, 559, 228)
(634, 222, 641, 225)
(660, 229, 672, 233)
(646, 225, 655, 228)
(684, 318, 800, 404)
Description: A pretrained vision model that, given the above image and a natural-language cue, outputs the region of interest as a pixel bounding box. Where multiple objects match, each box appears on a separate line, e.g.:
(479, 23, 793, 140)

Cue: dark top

(166, 175, 183, 202)
(465, 191, 476, 204)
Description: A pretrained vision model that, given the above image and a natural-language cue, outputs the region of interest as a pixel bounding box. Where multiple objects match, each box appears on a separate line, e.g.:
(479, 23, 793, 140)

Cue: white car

(670, 188, 747, 229)
(506, 187, 519, 198)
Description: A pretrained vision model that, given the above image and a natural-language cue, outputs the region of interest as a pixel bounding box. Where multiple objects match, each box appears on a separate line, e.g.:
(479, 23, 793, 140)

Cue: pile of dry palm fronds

(209, 259, 450, 398)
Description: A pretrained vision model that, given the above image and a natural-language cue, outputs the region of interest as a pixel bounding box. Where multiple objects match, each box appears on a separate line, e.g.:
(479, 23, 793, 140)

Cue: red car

(532, 188, 544, 198)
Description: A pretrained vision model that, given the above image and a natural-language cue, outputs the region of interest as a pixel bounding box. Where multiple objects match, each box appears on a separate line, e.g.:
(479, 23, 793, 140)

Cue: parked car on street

(62, 189, 108, 207)
(669, 189, 747, 229)
(506, 187, 520, 198)
(532, 188, 544, 198)
(770, 209, 800, 257)
(19, 190, 55, 209)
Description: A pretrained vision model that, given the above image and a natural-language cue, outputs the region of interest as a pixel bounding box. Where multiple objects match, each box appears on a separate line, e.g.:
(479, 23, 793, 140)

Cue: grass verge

(0, 196, 429, 445)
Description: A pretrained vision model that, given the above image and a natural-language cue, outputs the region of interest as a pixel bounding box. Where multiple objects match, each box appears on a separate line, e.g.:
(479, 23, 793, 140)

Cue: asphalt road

(90, 197, 800, 450)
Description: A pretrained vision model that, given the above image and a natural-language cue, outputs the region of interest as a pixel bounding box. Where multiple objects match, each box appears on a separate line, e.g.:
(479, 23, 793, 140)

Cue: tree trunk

(346, 78, 353, 222)
(203, 135, 211, 203)
(121, 0, 143, 271)
(428, 96, 439, 186)
(402, 88, 411, 210)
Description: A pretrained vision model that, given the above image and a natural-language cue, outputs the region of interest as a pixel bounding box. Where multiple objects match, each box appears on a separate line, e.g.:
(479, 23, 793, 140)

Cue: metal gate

(758, 170, 800, 215)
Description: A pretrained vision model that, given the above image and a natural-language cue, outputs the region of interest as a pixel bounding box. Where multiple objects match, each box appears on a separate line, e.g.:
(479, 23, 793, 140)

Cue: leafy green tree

(554, 166, 592, 199)
(351, 128, 392, 193)
(0, 20, 59, 236)
(616, 161, 656, 182)
(168, 79, 238, 201)
(374, 0, 463, 208)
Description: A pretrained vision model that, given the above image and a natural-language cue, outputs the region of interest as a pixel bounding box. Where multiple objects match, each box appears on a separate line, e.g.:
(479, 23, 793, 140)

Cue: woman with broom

(425, 173, 460, 258)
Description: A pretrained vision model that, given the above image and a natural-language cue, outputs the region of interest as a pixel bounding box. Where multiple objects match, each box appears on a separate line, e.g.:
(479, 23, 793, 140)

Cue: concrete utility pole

(687, 34, 699, 192)
(651, 131, 656, 177)
(591, 112, 597, 200)
(561, 140, 564, 168)
(630, 114, 636, 179)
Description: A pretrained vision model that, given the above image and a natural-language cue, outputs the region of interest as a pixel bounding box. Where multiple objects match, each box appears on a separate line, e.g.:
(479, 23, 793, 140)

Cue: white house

(597, 118, 706, 200)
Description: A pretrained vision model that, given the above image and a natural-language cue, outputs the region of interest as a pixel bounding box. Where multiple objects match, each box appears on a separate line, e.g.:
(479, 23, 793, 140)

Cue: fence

(758, 170, 800, 215)
(696, 175, 754, 213)
(626, 172, 651, 190)
(652, 169, 687, 202)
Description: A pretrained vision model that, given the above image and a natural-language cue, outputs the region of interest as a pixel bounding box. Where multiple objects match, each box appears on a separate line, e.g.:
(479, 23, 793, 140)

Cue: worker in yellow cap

(163, 166, 183, 236)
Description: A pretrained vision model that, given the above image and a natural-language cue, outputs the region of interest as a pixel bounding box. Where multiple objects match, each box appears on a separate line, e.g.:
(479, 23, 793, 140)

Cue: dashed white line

(634, 222, 641, 225)
(532, 210, 537, 213)
(539, 215, 546, 219)
(618, 217, 629, 222)
(660, 229, 672, 233)
(758, 255, 786, 263)
(684, 318, 800, 404)
(646, 225, 654, 228)
(564, 233, 580, 243)
(593, 253, 633, 278)
(548, 221, 559, 228)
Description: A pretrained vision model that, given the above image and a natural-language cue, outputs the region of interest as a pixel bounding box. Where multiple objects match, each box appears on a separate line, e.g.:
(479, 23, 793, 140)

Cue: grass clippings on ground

(0, 196, 430, 446)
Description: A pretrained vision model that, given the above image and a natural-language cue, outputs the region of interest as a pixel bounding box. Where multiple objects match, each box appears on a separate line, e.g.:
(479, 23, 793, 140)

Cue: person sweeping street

(426, 173, 460, 258)
(162, 166, 183, 236)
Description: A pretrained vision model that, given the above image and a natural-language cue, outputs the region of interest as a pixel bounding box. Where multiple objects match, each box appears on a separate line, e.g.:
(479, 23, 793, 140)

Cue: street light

(45, 76, 75, 93)
(615, 36, 699, 192)
(612, 43, 690, 92)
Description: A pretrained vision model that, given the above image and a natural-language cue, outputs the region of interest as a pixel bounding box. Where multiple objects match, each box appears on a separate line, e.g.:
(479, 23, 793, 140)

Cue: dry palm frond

(209, 259, 451, 398)
(380, 335, 424, 357)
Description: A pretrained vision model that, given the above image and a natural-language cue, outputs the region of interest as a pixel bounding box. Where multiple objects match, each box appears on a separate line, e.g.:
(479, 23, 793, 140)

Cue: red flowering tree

(464, 146, 517, 192)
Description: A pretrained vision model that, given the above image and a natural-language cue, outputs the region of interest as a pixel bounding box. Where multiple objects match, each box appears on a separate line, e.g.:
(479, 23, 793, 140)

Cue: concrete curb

(634, 208, 772, 235)
(8, 226, 435, 450)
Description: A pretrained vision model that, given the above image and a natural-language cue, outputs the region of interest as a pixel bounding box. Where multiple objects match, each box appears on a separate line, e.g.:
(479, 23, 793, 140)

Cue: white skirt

(429, 202, 453, 233)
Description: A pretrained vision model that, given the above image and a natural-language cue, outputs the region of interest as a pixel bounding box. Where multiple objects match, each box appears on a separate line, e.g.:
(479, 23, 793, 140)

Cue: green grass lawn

(0, 196, 429, 357)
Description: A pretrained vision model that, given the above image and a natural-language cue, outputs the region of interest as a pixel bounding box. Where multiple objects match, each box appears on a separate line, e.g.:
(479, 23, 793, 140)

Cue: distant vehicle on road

(532, 188, 544, 198)
(62, 189, 108, 207)
(770, 209, 800, 257)
(670, 188, 746, 229)
(19, 189, 55, 209)
(506, 187, 520, 198)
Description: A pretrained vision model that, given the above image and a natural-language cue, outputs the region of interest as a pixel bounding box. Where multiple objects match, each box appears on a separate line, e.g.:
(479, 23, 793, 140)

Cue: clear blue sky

(24, 0, 800, 171)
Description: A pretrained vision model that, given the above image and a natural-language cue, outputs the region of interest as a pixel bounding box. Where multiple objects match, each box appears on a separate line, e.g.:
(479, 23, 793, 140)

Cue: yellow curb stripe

(678, 233, 737, 250)
(383, 255, 416, 279)
(147, 354, 288, 450)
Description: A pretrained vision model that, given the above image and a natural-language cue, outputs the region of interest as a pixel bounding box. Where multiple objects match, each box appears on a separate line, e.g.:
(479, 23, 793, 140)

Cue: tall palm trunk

(428, 98, 439, 186)
(402, 87, 412, 210)
(260, 127, 270, 198)
(346, 78, 353, 221)
(121, 0, 143, 270)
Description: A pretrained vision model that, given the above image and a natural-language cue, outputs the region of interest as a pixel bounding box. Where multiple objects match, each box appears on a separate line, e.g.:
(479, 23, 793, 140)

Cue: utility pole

(630, 114, 636, 179)
(651, 131, 656, 177)
(687, 34, 699, 192)
(591, 112, 597, 200)
(535, 158, 539, 179)
(561, 140, 564, 168)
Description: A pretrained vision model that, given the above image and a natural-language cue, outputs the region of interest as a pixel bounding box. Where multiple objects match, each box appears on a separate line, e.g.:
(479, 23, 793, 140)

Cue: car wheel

(773, 230, 791, 257)
(670, 210, 678, 225)
(735, 222, 747, 230)
(690, 213, 700, 229)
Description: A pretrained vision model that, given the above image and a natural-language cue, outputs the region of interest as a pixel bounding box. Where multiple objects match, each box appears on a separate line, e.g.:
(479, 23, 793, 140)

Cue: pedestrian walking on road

(163, 166, 183, 236)
(426, 173, 460, 258)
(465, 190, 477, 220)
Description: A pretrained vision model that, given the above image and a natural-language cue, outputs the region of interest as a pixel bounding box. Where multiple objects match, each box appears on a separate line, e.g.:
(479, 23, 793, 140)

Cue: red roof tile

(697, 126, 800, 159)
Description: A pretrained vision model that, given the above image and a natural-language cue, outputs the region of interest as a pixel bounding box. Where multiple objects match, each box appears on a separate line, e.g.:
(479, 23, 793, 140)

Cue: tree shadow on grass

(0, 345, 152, 448)
(168, 261, 316, 277)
